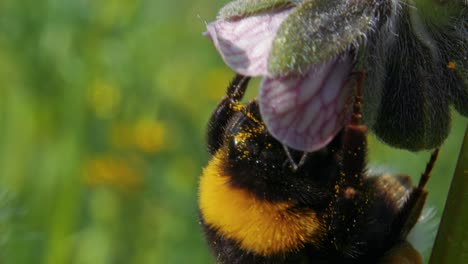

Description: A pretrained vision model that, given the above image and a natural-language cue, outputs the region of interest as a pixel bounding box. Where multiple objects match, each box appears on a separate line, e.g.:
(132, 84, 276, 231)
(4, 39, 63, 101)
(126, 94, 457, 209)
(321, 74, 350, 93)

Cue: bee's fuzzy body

(198, 75, 433, 263)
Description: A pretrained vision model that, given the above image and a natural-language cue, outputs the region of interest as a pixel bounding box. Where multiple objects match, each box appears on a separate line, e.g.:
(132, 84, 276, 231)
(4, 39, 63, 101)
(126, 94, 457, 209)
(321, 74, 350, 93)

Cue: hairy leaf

(218, 0, 299, 20)
(413, 0, 466, 25)
(373, 3, 452, 150)
(268, 0, 382, 76)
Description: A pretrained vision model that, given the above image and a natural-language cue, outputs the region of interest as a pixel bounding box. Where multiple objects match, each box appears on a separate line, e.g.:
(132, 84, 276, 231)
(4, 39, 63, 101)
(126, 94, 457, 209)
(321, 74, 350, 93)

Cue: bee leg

(325, 72, 369, 252)
(389, 148, 440, 242)
(206, 74, 250, 155)
(379, 241, 423, 264)
(341, 72, 367, 187)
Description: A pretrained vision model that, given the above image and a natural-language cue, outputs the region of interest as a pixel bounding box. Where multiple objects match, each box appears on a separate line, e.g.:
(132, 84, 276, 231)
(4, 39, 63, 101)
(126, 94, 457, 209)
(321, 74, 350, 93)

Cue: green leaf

(268, 0, 381, 76)
(372, 3, 452, 151)
(413, 0, 466, 26)
(430, 13, 468, 117)
(218, 0, 299, 20)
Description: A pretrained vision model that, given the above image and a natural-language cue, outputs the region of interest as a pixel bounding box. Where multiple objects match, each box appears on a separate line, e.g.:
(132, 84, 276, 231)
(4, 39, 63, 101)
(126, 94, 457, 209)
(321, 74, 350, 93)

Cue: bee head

(225, 101, 289, 169)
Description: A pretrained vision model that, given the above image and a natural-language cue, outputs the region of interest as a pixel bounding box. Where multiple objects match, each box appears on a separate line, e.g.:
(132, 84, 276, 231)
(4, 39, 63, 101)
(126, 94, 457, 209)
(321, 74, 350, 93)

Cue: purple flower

(204, 0, 382, 151)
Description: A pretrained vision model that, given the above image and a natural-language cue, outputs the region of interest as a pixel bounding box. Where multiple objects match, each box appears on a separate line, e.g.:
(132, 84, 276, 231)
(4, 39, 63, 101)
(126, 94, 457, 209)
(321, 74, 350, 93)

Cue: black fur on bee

(198, 74, 438, 264)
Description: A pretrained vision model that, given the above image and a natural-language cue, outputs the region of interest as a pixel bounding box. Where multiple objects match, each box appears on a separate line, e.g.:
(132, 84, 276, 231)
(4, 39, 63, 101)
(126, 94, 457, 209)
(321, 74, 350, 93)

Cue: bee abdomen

(198, 151, 324, 261)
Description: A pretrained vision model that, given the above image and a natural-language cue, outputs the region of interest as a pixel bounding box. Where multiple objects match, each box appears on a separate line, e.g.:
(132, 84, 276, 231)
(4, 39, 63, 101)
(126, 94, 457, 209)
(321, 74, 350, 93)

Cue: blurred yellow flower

(133, 118, 166, 154)
(110, 118, 167, 154)
(83, 155, 143, 193)
(87, 80, 121, 119)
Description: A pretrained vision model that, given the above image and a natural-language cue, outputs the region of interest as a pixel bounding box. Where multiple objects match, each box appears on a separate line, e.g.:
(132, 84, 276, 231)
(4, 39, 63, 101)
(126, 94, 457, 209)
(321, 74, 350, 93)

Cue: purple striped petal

(205, 9, 293, 76)
(259, 55, 354, 152)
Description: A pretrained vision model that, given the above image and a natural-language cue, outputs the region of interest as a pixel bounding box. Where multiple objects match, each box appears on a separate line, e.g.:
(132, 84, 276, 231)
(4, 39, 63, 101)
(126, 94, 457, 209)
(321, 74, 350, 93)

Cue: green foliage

(0, 0, 465, 263)
(269, 0, 378, 75)
(219, 0, 297, 19)
(430, 126, 468, 263)
(413, 0, 465, 25)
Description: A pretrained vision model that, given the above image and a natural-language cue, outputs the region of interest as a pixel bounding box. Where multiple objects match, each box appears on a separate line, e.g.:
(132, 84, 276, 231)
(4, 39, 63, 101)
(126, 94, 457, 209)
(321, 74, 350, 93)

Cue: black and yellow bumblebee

(198, 74, 438, 263)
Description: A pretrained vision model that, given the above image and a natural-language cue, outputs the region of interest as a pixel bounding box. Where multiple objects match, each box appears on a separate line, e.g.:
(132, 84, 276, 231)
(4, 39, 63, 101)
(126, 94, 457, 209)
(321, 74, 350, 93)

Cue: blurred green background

(0, 1, 465, 263)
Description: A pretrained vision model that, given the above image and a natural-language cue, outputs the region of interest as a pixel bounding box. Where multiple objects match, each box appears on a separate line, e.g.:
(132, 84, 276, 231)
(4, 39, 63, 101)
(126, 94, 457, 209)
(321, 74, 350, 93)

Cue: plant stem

(429, 125, 468, 263)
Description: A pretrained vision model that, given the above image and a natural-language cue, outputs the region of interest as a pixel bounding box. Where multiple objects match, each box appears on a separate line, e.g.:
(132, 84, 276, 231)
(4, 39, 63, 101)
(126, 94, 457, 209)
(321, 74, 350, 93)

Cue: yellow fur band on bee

(199, 150, 323, 256)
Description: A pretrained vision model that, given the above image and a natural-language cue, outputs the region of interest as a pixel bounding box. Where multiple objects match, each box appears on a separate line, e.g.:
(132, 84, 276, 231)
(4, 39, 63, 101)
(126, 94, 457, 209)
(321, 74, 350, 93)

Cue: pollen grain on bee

(447, 61, 457, 69)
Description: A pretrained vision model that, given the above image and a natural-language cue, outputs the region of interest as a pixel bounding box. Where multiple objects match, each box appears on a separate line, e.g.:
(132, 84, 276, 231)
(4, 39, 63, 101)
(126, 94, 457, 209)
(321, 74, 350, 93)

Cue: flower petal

(205, 8, 293, 76)
(259, 55, 354, 152)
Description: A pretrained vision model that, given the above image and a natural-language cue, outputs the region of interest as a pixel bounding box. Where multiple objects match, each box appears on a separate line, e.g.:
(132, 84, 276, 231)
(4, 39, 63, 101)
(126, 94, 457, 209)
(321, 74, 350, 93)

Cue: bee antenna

(340, 71, 368, 187)
(227, 74, 250, 103)
(282, 144, 308, 172)
(351, 72, 365, 125)
(418, 148, 440, 189)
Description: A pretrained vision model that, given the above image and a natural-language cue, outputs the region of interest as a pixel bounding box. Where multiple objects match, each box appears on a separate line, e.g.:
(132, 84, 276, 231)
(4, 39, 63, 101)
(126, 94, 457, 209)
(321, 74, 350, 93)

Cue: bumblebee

(198, 74, 438, 263)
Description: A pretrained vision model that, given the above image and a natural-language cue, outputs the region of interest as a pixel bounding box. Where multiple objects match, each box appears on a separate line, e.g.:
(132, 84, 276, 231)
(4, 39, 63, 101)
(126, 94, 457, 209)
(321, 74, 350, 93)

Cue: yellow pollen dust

(230, 103, 245, 111)
(234, 131, 253, 143)
(233, 126, 265, 145)
(447, 61, 456, 69)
